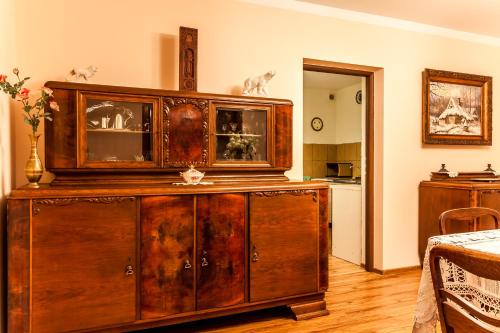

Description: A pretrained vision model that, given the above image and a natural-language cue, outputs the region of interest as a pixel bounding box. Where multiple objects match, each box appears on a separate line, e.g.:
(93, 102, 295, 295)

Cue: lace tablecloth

(412, 229, 500, 332)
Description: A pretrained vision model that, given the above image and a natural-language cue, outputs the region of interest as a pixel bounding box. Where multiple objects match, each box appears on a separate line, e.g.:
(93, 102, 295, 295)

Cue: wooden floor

(144, 256, 422, 333)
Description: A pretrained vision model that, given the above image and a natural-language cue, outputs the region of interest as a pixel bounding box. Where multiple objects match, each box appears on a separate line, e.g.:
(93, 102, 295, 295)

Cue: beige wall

(1, 0, 15, 330)
(303, 87, 336, 143)
(6, 0, 500, 272)
(335, 83, 362, 144)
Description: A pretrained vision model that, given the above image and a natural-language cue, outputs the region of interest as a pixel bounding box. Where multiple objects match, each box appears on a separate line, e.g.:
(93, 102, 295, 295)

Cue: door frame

(303, 58, 382, 272)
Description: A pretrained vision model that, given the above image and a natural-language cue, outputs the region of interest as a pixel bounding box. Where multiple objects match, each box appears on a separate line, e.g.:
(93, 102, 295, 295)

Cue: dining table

(412, 229, 500, 332)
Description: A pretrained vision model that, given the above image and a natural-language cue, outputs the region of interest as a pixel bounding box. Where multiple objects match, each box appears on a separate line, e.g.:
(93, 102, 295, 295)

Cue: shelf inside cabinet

(87, 129, 150, 134)
(216, 133, 262, 137)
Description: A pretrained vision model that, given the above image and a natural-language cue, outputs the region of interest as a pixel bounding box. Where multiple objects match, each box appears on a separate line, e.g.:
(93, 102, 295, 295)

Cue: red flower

(18, 88, 30, 99)
(0, 75, 6, 83)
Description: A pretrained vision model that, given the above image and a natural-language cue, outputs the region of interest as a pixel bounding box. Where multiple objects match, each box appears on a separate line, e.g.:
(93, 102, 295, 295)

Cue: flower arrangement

(0, 68, 59, 135)
(223, 135, 258, 160)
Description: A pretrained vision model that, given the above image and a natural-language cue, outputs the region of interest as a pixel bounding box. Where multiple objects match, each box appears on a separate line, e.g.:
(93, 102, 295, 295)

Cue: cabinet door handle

(184, 260, 192, 269)
(252, 246, 259, 262)
(125, 265, 134, 276)
(201, 257, 209, 267)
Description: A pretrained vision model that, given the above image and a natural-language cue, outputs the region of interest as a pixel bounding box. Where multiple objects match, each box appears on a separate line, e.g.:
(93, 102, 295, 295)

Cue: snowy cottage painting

(429, 81, 481, 136)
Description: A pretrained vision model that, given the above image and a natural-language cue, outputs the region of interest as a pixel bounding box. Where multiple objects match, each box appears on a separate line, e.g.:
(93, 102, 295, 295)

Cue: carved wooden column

(179, 26, 198, 91)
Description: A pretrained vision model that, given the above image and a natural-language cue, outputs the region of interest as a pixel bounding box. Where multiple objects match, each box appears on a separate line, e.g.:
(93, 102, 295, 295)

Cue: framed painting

(422, 68, 492, 145)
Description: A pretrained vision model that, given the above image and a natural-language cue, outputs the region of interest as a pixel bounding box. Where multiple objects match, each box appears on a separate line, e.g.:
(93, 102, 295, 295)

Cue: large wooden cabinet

(8, 184, 329, 332)
(419, 179, 500, 261)
(8, 82, 329, 332)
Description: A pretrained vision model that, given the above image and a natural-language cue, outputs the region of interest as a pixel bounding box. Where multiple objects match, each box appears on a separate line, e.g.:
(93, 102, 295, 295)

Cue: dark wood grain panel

(274, 104, 292, 169)
(249, 191, 318, 301)
(7, 199, 30, 333)
(197, 194, 246, 310)
(419, 184, 471, 262)
(318, 188, 329, 291)
(163, 98, 208, 167)
(141, 196, 195, 319)
(31, 197, 137, 333)
(477, 190, 500, 230)
(44, 88, 77, 169)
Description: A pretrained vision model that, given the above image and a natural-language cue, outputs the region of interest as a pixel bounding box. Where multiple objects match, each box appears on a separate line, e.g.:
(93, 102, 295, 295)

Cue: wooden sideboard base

(79, 293, 327, 332)
(288, 300, 329, 321)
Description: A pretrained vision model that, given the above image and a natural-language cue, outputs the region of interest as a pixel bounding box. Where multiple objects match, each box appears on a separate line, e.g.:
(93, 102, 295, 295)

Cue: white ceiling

(303, 71, 361, 90)
(298, 0, 500, 38)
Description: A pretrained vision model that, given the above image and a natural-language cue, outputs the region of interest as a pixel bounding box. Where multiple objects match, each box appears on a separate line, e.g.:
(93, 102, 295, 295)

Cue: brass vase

(24, 134, 43, 188)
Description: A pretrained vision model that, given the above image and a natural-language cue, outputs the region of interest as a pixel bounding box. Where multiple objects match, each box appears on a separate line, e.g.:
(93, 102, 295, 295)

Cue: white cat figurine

(66, 65, 98, 82)
(242, 70, 276, 96)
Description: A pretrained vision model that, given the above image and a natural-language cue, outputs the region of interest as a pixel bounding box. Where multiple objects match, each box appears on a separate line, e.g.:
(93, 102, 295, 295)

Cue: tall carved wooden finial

(179, 26, 198, 91)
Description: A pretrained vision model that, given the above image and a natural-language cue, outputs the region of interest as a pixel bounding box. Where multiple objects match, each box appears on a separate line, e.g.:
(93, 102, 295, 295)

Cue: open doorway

(303, 59, 380, 272)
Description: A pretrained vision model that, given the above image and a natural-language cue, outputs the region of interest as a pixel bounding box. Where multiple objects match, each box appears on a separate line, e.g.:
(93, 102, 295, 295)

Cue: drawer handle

(184, 260, 192, 269)
(125, 265, 134, 276)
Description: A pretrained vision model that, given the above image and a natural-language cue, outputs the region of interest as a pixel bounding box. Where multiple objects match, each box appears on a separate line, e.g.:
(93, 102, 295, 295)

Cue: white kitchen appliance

(331, 184, 362, 265)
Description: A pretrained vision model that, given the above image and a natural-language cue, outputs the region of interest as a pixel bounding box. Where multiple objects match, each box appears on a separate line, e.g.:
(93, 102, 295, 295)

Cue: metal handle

(184, 260, 192, 269)
(201, 250, 209, 267)
(125, 265, 134, 276)
(252, 246, 259, 262)
(201, 257, 209, 267)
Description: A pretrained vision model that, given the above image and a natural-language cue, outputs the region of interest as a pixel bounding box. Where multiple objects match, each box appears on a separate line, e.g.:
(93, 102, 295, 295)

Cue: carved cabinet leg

(288, 300, 329, 321)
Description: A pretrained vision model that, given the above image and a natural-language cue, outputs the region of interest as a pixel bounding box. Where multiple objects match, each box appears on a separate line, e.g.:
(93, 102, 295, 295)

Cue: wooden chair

(439, 207, 500, 235)
(430, 244, 500, 333)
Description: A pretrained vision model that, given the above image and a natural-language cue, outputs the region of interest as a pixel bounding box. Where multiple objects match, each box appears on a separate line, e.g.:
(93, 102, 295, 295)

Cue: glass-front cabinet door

(78, 92, 160, 167)
(210, 103, 272, 166)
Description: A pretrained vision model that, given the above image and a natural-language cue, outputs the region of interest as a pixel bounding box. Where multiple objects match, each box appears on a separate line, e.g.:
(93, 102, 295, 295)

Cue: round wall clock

(355, 90, 362, 104)
(311, 117, 323, 131)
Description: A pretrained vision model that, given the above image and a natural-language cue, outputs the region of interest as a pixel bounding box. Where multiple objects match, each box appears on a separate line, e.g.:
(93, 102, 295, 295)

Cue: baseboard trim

(372, 265, 421, 275)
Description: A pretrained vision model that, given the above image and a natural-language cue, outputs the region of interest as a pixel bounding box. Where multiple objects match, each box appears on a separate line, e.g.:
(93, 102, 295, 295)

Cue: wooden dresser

(8, 83, 330, 332)
(419, 172, 500, 261)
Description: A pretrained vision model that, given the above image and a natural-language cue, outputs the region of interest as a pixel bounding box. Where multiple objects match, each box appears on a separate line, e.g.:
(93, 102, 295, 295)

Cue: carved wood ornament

(254, 190, 318, 202)
(163, 97, 209, 167)
(179, 26, 198, 91)
(32, 197, 135, 215)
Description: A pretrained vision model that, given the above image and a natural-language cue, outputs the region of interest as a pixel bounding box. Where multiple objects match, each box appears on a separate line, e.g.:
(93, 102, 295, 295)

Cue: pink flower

(49, 100, 60, 111)
(17, 88, 30, 99)
(0, 75, 6, 83)
(41, 87, 53, 96)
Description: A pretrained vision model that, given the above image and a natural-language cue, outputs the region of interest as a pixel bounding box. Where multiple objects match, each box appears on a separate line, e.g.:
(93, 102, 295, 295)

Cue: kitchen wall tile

(303, 160, 313, 178)
(303, 144, 313, 161)
(337, 144, 346, 161)
(312, 161, 327, 178)
(313, 144, 327, 161)
(327, 144, 337, 161)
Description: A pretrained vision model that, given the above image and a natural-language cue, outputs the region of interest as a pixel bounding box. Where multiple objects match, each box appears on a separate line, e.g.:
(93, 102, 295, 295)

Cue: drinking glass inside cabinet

(79, 92, 160, 167)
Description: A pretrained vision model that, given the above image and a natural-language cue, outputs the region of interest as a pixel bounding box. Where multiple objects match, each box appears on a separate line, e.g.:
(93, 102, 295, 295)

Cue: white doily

(413, 230, 500, 333)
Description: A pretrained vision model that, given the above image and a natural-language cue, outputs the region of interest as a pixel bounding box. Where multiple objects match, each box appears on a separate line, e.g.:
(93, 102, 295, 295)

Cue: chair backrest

(430, 244, 500, 333)
(439, 207, 500, 235)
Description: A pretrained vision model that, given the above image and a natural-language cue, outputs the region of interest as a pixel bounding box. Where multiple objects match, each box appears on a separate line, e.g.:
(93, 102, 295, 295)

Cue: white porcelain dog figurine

(242, 70, 276, 96)
(66, 65, 98, 82)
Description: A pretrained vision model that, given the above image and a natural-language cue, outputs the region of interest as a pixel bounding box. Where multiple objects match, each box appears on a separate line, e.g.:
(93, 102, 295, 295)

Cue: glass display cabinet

(78, 92, 160, 168)
(43, 81, 293, 184)
(211, 103, 272, 166)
